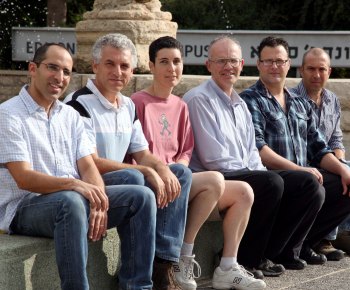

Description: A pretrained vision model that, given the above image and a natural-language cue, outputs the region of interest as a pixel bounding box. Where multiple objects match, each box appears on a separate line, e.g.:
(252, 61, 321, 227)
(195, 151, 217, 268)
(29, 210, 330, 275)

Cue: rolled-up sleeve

(304, 101, 333, 166)
(328, 97, 344, 151)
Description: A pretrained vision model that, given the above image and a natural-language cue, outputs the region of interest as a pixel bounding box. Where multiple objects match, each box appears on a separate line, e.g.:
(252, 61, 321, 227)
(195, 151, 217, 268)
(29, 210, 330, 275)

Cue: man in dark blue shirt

(240, 36, 350, 269)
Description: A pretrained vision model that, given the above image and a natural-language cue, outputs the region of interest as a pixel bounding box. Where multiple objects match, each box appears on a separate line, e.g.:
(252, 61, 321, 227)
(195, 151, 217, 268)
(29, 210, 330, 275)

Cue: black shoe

(314, 239, 345, 261)
(244, 266, 264, 280)
(257, 258, 285, 277)
(275, 257, 307, 270)
(300, 245, 327, 265)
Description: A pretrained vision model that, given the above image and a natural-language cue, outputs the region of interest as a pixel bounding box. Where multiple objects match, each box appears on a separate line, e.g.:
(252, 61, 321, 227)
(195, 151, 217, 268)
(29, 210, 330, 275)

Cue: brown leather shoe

(153, 260, 182, 290)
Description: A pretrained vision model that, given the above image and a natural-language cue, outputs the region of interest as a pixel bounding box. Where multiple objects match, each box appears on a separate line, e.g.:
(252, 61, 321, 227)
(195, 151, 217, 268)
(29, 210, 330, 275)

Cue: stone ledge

(0, 230, 120, 290)
(0, 221, 220, 289)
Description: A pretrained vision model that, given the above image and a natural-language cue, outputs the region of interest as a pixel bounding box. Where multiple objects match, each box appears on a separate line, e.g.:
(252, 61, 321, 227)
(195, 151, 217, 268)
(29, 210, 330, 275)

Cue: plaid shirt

(240, 79, 332, 167)
(291, 81, 344, 152)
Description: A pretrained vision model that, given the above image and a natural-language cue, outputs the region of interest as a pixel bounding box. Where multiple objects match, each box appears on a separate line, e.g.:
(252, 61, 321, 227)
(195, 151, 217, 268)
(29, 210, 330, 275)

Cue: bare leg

(183, 171, 225, 243)
(219, 180, 254, 258)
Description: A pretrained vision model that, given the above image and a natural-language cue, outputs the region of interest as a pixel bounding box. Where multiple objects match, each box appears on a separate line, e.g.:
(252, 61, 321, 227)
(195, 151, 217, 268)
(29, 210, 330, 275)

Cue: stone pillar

(75, 0, 177, 73)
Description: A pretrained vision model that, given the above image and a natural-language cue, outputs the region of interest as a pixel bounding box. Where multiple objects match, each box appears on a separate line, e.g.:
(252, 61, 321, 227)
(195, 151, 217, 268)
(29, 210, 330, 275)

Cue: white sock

(180, 242, 194, 256)
(219, 257, 238, 271)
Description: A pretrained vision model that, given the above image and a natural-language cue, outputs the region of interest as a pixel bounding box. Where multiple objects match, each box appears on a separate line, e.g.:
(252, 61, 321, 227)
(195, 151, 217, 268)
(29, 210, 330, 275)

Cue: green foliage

(0, 0, 47, 69)
(162, 0, 350, 30)
(161, 0, 350, 76)
(66, 0, 94, 26)
(2, 0, 350, 73)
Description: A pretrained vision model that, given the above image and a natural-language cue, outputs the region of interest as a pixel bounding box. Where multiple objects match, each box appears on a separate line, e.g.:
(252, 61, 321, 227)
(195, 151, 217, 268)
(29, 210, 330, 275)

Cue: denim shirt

(291, 81, 344, 152)
(240, 80, 332, 167)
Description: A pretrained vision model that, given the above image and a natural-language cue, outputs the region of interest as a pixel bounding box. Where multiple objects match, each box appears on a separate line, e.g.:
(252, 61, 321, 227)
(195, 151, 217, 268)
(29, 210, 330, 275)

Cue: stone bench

(0, 230, 120, 290)
(0, 221, 222, 289)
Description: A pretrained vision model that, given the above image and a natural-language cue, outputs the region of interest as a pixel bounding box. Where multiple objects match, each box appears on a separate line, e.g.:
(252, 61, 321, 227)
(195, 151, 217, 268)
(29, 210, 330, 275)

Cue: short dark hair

(32, 43, 70, 63)
(257, 36, 289, 59)
(149, 36, 183, 63)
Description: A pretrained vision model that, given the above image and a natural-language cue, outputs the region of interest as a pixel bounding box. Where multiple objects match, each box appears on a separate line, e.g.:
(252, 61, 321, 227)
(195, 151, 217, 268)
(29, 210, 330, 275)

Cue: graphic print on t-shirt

(159, 113, 171, 136)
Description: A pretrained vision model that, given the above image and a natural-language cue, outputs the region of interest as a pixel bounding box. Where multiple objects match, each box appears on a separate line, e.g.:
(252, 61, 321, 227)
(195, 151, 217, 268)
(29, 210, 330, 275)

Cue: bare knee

(223, 180, 254, 207)
(191, 171, 224, 201)
(239, 182, 254, 206)
(204, 171, 225, 200)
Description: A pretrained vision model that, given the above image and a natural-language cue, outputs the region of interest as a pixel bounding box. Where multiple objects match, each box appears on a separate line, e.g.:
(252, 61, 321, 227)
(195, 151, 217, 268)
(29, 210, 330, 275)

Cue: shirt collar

(87, 78, 124, 111)
(255, 79, 296, 100)
(209, 78, 243, 106)
(297, 80, 331, 108)
(19, 85, 63, 115)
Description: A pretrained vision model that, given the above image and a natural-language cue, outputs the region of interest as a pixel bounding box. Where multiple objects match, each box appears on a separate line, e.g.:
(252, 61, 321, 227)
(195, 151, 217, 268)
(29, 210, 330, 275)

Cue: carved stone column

(75, 0, 177, 73)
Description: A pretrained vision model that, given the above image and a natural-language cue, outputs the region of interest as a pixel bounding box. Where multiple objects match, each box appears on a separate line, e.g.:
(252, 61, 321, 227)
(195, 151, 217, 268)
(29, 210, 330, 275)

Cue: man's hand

(297, 166, 323, 184)
(71, 179, 110, 240)
(143, 167, 168, 208)
(340, 169, 350, 196)
(156, 165, 181, 203)
(72, 179, 109, 211)
(89, 208, 108, 241)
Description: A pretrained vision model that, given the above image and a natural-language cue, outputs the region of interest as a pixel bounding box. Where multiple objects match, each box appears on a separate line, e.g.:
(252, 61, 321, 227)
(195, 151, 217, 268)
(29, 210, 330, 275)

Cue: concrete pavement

(196, 255, 350, 290)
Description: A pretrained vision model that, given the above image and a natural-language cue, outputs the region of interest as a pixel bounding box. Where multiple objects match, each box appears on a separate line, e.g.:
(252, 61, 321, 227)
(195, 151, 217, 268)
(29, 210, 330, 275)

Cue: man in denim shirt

(292, 47, 350, 259)
(240, 36, 350, 268)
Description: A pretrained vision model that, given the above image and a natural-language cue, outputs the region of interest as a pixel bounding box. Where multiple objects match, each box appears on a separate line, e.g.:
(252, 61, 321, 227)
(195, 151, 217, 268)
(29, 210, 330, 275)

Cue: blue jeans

(325, 215, 350, 240)
(10, 185, 156, 290)
(325, 163, 350, 240)
(103, 164, 192, 262)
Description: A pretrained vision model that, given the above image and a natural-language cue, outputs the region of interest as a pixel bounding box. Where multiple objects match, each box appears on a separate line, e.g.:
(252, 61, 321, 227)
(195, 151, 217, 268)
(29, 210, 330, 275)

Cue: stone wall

(75, 0, 177, 73)
(1, 70, 350, 156)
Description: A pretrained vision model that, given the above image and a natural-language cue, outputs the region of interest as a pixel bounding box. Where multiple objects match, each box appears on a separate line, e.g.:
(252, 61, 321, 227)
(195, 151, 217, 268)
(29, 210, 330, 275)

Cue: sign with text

(11, 28, 350, 67)
(178, 30, 350, 67)
(12, 27, 76, 61)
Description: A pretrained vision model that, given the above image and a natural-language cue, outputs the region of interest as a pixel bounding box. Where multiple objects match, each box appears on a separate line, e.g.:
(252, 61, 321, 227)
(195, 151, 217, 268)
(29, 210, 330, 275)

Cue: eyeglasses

(259, 59, 289, 67)
(209, 58, 242, 67)
(35, 62, 72, 79)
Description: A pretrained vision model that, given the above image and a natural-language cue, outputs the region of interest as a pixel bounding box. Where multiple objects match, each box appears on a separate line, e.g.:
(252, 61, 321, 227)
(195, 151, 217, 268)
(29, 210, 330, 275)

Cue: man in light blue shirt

(65, 33, 192, 289)
(183, 35, 325, 277)
(0, 43, 157, 290)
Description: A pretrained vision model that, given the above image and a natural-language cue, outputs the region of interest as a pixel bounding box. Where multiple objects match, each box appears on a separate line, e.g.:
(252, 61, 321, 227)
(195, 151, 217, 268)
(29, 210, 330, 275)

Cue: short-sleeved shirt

(291, 81, 344, 151)
(240, 79, 332, 167)
(131, 91, 194, 165)
(182, 78, 266, 173)
(0, 85, 93, 232)
(64, 79, 149, 162)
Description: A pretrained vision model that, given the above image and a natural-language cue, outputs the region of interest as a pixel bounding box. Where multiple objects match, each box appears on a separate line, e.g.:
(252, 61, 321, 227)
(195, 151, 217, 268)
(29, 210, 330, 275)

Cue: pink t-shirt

(131, 91, 194, 164)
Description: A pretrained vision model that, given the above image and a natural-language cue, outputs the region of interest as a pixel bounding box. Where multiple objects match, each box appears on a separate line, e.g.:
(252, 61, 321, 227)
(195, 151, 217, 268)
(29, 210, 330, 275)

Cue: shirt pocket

(324, 113, 336, 129)
(263, 111, 285, 135)
(295, 112, 309, 136)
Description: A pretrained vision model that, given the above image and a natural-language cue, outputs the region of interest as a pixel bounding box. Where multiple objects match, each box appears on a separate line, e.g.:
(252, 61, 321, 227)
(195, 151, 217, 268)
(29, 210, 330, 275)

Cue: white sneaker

(212, 265, 266, 290)
(173, 255, 201, 290)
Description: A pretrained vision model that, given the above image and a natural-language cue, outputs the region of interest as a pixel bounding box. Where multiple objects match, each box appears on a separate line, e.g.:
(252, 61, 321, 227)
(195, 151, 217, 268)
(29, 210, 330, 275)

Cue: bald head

(302, 48, 331, 67)
(208, 35, 242, 59)
(300, 47, 332, 97)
